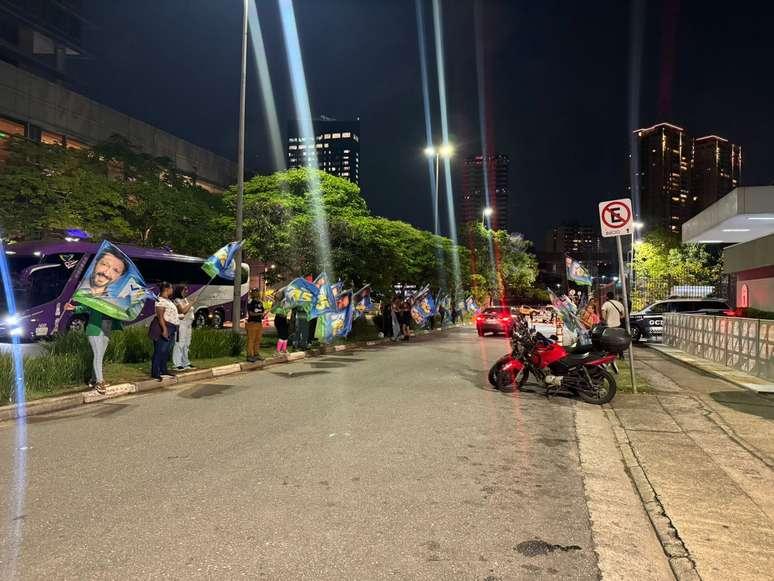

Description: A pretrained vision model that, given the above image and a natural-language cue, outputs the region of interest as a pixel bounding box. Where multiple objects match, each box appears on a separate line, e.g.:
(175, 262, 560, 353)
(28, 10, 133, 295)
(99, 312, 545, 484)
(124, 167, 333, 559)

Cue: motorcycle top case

(590, 325, 631, 353)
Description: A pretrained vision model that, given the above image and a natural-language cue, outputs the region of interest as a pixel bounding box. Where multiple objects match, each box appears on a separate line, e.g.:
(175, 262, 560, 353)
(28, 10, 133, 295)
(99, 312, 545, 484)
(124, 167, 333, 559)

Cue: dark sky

(72, 0, 774, 249)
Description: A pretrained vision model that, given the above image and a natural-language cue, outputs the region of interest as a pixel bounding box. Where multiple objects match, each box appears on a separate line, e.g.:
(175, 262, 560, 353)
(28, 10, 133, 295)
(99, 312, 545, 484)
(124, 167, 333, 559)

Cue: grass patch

(615, 357, 653, 393)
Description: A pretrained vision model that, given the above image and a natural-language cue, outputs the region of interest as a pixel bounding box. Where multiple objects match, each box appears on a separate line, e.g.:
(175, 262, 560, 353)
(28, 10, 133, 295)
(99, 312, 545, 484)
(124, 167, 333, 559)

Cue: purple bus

(0, 240, 249, 341)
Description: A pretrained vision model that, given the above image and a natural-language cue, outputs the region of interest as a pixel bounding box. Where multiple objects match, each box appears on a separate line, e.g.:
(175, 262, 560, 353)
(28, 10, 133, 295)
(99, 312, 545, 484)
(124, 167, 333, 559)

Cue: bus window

(132, 258, 212, 286)
(28, 264, 73, 306)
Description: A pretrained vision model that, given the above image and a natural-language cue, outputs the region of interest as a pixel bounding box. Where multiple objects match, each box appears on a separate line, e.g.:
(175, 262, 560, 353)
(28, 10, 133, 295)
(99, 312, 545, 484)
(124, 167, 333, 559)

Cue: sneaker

(160, 374, 174, 379)
(175, 366, 185, 371)
(185, 365, 197, 370)
(94, 382, 108, 395)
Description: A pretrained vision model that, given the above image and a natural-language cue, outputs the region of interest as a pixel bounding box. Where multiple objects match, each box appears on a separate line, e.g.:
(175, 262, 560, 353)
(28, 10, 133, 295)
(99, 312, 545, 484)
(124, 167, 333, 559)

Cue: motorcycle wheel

(488, 363, 502, 387)
(576, 367, 617, 405)
(495, 367, 528, 393)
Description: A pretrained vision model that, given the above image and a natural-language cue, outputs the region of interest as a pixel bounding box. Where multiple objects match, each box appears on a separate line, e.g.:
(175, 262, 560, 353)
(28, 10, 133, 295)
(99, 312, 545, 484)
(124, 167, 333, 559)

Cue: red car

(476, 306, 520, 336)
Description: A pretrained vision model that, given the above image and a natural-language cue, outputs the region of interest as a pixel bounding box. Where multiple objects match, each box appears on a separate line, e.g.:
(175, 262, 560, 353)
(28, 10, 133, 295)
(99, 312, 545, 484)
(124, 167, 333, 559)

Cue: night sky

(71, 0, 774, 249)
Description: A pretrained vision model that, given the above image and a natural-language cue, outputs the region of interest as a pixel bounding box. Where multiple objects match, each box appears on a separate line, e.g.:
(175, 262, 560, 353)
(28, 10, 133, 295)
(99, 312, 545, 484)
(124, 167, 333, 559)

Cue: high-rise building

(633, 122, 693, 234)
(545, 224, 601, 255)
(460, 154, 509, 230)
(691, 135, 742, 211)
(287, 118, 360, 185)
(0, 0, 90, 83)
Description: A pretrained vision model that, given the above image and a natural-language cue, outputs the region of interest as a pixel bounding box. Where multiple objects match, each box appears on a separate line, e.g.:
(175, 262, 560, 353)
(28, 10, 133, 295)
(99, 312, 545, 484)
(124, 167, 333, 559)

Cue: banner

(411, 291, 436, 325)
(353, 285, 373, 320)
(565, 256, 592, 286)
(282, 277, 318, 313)
(72, 241, 153, 321)
(311, 272, 336, 317)
(316, 291, 354, 343)
(465, 296, 478, 313)
(202, 241, 243, 280)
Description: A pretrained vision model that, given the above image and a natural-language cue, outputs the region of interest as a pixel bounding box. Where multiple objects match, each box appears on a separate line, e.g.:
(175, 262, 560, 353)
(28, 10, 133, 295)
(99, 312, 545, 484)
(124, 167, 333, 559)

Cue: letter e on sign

(598, 198, 633, 237)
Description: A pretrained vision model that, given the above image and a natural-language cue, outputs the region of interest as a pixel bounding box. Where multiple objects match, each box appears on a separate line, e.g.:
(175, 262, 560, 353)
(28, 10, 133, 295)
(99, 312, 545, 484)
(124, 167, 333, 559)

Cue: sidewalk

(608, 347, 774, 580)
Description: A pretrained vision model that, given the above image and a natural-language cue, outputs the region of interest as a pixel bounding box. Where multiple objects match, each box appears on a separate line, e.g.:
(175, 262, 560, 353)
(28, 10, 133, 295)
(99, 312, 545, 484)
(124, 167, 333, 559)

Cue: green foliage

(223, 167, 469, 295)
(461, 222, 538, 304)
(188, 328, 245, 359)
(0, 352, 90, 403)
(632, 230, 722, 309)
(741, 308, 774, 320)
(0, 135, 223, 256)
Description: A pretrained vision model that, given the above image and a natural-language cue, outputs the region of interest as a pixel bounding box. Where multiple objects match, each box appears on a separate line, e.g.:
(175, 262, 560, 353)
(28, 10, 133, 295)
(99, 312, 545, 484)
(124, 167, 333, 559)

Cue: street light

(423, 142, 454, 236)
(482, 206, 494, 226)
(629, 221, 644, 292)
(232, 0, 248, 333)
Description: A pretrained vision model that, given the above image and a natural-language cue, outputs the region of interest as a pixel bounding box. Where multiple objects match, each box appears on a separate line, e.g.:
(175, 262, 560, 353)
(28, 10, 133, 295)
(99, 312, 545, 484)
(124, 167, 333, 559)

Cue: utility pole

(232, 0, 248, 333)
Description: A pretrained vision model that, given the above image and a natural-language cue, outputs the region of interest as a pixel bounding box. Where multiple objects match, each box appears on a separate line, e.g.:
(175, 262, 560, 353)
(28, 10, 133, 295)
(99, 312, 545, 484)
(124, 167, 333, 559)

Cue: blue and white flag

(202, 241, 243, 280)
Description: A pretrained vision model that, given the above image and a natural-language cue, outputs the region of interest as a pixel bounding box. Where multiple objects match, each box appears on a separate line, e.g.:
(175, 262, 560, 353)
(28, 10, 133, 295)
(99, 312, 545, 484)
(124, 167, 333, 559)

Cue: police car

(629, 298, 733, 342)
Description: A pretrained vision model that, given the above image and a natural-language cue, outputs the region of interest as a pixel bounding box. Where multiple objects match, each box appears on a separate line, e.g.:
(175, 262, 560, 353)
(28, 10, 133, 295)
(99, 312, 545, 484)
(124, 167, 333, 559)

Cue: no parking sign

(598, 198, 633, 237)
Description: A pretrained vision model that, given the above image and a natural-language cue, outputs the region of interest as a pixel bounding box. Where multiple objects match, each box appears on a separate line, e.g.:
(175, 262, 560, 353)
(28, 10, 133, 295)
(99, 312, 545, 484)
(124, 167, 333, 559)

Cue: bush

(188, 328, 245, 359)
(0, 352, 89, 404)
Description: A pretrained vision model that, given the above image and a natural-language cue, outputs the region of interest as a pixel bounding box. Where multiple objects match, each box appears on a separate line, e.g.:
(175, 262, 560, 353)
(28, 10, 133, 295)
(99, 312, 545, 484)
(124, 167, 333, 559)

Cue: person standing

(245, 289, 265, 362)
(273, 305, 289, 354)
(63, 302, 122, 394)
(400, 300, 412, 341)
(150, 282, 179, 380)
(601, 292, 625, 328)
(173, 284, 195, 370)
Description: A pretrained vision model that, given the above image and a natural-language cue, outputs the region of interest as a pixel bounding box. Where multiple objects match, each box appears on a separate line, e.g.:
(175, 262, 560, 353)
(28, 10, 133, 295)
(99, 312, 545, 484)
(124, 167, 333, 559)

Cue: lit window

(316, 143, 322, 149)
(66, 137, 89, 150)
(332, 133, 341, 139)
(324, 143, 330, 148)
(324, 133, 331, 139)
(0, 116, 25, 138)
(299, 144, 306, 149)
(343, 149, 350, 153)
(342, 132, 351, 138)
(353, 135, 359, 142)
(289, 145, 297, 150)
(41, 131, 64, 146)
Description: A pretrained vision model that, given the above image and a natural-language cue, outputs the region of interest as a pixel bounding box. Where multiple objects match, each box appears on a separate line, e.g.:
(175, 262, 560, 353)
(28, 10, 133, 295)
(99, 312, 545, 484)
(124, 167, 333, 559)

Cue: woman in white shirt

(151, 282, 180, 380)
(173, 284, 196, 370)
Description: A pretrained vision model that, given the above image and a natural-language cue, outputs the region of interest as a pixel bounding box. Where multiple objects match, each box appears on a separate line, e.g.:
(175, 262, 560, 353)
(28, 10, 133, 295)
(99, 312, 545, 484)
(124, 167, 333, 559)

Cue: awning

(682, 186, 774, 244)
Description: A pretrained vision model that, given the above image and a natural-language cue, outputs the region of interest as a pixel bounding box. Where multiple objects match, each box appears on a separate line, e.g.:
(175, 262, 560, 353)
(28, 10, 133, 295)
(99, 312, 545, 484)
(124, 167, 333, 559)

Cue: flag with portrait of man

(72, 240, 153, 321)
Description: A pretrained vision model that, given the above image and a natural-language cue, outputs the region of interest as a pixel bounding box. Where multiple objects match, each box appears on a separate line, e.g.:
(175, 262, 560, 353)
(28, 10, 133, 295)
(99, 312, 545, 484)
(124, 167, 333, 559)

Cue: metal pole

(629, 230, 635, 292)
(232, 0, 248, 334)
(433, 154, 440, 235)
(616, 235, 637, 393)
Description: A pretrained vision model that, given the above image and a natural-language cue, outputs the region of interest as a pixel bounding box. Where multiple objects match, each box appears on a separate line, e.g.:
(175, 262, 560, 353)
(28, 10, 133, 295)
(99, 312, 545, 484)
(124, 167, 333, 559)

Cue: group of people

(379, 296, 460, 342)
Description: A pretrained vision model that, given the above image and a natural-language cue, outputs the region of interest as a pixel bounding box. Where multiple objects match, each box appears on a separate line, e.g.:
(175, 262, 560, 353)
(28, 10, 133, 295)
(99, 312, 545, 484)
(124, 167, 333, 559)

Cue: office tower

(692, 135, 741, 210)
(460, 153, 510, 230)
(287, 118, 360, 185)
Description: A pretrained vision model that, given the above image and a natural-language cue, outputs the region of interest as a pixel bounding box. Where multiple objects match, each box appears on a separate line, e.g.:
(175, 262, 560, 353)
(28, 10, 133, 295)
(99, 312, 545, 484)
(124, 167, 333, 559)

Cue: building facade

(460, 154, 509, 230)
(0, 1, 236, 191)
(633, 122, 693, 234)
(691, 135, 742, 211)
(545, 224, 601, 255)
(287, 118, 360, 186)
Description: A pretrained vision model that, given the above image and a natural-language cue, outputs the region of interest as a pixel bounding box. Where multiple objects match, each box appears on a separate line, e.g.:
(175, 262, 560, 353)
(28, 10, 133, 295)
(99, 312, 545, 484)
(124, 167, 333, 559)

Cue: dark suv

(629, 298, 732, 342)
(476, 306, 520, 336)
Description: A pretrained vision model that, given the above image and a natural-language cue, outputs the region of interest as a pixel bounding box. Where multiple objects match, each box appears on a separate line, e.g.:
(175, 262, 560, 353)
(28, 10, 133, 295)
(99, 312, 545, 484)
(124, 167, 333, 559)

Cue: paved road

(0, 329, 604, 579)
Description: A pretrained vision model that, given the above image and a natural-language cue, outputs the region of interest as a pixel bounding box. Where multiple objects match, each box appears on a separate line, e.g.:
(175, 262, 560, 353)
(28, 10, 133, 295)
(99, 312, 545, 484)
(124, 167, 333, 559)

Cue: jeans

(152, 323, 177, 378)
(172, 321, 192, 368)
(88, 334, 109, 383)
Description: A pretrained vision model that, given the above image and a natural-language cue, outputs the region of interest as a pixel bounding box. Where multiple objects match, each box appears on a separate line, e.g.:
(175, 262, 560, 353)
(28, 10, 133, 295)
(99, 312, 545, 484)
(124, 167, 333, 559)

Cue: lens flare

(431, 0, 462, 299)
(628, 0, 645, 218)
(0, 236, 28, 577)
(277, 0, 333, 276)
(248, 0, 285, 171)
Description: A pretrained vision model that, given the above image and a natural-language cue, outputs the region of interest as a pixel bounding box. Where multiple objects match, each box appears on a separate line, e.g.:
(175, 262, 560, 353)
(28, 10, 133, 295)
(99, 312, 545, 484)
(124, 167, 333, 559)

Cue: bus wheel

(194, 310, 209, 329)
(212, 310, 225, 329)
(67, 316, 87, 333)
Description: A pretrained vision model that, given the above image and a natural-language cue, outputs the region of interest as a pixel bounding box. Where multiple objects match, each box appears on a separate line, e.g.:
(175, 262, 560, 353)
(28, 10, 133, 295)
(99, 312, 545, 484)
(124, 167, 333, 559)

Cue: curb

(646, 344, 774, 394)
(0, 324, 467, 423)
(604, 405, 700, 581)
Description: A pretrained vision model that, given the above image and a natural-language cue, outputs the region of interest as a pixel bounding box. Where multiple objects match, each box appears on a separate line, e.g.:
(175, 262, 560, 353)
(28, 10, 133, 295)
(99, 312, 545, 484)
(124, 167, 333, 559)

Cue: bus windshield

(0, 254, 81, 314)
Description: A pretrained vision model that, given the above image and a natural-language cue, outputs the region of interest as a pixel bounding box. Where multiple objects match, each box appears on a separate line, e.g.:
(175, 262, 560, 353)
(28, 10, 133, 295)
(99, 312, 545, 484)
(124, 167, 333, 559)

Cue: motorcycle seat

(567, 342, 593, 354)
(562, 350, 608, 366)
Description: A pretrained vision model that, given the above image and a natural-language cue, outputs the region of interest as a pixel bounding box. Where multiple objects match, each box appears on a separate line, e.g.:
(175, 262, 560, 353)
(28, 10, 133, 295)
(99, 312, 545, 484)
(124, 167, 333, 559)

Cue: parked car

(629, 298, 733, 342)
(476, 306, 520, 336)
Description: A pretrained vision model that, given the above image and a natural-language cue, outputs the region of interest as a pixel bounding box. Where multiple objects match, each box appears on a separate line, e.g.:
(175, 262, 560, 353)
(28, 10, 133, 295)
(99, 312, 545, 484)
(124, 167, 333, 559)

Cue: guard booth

(682, 186, 774, 313)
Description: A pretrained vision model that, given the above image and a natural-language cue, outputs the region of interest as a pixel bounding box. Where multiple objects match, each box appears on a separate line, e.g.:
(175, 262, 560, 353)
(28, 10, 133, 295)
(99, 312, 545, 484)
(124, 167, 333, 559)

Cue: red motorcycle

(488, 319, 629, 405)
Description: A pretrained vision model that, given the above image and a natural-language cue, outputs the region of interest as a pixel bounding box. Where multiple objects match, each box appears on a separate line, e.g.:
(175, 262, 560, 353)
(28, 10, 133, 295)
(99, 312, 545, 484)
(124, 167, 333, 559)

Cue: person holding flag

(65, 241, 152, 394)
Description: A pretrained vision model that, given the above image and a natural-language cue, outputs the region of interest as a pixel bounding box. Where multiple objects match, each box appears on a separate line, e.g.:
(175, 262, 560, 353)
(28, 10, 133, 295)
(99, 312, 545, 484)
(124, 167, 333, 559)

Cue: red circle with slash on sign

(601, 201, 631, 229)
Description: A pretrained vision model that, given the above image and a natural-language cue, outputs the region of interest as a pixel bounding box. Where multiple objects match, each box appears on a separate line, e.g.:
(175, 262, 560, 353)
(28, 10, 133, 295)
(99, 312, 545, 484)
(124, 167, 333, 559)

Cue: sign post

(598, 198, 637, 393)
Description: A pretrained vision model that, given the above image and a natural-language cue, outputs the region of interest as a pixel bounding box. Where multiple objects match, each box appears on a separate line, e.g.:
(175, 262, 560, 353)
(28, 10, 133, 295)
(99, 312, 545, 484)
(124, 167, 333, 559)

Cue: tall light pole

(630, 221, 644, 294)
(482, 206, 494, 227)
(232, 0, 248, 333)
(424, 143, 454, 236)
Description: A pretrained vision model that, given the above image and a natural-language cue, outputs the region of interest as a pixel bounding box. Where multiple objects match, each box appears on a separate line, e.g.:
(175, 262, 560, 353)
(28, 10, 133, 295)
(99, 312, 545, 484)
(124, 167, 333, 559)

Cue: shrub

(0, 352, 88, 404)
(188, 328, 245, 359)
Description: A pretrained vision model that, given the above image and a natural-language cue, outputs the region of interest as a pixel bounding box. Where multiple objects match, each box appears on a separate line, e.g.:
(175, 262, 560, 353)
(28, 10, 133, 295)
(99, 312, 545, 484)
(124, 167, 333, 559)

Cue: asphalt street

(0, 329, 606, 579)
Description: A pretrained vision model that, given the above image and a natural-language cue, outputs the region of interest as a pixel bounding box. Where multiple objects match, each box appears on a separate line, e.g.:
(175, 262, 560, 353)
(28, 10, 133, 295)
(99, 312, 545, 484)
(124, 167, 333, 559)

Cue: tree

(632, 229, 722, 308)
(0, 135, 224, 256)
(461, 222, 538, 304)
(223, 168, 469, 295)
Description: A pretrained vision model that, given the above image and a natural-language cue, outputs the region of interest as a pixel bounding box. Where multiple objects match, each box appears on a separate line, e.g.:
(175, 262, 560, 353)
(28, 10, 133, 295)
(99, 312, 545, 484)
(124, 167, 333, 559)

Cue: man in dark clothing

(246, 290, 265, 362)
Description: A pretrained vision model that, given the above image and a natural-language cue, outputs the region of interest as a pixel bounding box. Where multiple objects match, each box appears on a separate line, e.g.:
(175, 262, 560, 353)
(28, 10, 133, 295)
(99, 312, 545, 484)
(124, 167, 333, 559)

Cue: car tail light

(723, 309, 738, 317)
(501, 315, 510, 320)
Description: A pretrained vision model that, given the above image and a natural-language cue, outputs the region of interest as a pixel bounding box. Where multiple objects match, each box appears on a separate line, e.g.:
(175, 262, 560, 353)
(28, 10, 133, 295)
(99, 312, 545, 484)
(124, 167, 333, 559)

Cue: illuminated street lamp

(630, 221, 645, 289)
(482, 206, 494, 226)
(424, 142, 454, 235)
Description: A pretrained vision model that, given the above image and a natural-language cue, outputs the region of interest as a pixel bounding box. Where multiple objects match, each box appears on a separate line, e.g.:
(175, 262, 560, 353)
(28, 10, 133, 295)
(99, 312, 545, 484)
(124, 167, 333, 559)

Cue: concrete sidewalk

(609, 347, 774, 580)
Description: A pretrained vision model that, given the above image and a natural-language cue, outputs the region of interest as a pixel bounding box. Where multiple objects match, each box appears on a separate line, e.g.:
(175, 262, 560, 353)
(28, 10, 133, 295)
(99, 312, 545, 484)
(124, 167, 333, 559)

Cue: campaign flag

(411, 291, 436, 326)
(202, 241, 243, 280)
(565, 256, 592, 286)
(548, 287, 590, 345)
(465, 296, 478, 313)
(311, 272, 336, 317)
(72, 240, 153, 321)
(353, 285, 373, 320)
(316, 291, 354, 343)
(331, 281, 344, 298)
(282, 277, 318, 313)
